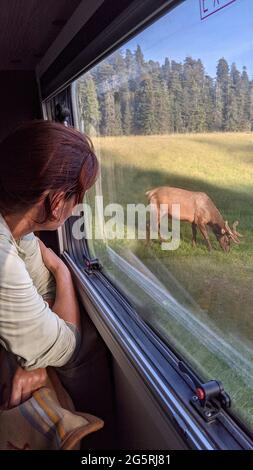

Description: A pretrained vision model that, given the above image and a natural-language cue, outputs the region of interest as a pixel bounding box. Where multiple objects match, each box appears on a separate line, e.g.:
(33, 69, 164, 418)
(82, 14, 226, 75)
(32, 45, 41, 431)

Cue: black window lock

(83, 257, 102, 275)
(178, 361, 231, 422)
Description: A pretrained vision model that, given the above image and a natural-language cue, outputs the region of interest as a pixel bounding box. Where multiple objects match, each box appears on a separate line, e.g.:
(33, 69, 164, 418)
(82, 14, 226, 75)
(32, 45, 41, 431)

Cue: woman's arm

(0, 237, 78, 371)
(18, 233, 56, 301)
(5, 241, 81, 408)
(38, 240, 81, 332)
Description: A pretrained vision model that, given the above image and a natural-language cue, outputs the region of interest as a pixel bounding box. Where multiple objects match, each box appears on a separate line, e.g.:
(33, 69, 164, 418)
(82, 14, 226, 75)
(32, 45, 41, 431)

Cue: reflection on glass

(73, 0, 253, 432)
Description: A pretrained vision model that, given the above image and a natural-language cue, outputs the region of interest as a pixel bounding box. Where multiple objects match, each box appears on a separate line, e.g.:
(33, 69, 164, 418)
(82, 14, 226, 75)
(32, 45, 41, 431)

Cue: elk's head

(218, 221, 242, 252)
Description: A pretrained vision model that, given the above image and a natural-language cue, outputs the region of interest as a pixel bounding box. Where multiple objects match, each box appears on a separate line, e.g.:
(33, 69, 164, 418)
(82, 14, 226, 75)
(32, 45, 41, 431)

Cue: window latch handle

(84, 257, 102, 274)
(178, 361, 231, 422)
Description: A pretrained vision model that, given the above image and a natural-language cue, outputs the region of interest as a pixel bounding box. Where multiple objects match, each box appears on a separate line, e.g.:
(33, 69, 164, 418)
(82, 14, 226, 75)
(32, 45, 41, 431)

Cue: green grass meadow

(88, 133, 253, 431)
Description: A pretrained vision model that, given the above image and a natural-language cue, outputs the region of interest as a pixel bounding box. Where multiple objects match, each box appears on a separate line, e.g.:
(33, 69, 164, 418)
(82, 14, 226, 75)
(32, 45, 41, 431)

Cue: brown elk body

(146, 187, 242, 251)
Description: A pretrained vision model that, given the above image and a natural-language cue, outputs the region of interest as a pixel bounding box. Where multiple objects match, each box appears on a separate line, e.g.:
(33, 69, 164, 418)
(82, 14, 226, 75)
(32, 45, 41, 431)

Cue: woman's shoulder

(0, 213, 36, 245)
(0, 229, 31, 284)
(0, 236, 28, 287)
(0, 213, 21, 253)
(0, 215, 39, 283)
(16, 232, 37, 255)
(0, 227, 36, 258)
(0, 213, 12, 241)
(0, 231, 17, 254)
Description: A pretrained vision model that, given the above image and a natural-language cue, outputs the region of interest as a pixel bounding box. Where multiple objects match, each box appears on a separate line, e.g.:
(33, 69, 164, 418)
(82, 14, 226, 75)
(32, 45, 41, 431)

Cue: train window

(72, 0, 253, 432)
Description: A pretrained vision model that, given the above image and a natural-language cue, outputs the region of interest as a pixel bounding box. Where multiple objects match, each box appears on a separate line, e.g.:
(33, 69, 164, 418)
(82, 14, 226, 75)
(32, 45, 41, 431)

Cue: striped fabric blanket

(0, 347, 104, 450)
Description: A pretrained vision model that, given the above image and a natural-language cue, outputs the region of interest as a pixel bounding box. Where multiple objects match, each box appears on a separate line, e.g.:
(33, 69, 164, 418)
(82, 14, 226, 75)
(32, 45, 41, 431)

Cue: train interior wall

(0, 71, 41, 141)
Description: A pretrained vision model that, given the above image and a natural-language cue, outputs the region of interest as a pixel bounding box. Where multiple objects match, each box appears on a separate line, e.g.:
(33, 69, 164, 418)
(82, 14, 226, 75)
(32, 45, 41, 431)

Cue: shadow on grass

(100, 151, 253, 226)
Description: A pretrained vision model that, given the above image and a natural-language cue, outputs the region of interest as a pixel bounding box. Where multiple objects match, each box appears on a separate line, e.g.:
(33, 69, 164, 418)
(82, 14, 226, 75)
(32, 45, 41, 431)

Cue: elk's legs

(158, 217, 171, 242)
(198, 223, 212, 251)
(192, 223, 197, 247)
(145, 221, 150, 245)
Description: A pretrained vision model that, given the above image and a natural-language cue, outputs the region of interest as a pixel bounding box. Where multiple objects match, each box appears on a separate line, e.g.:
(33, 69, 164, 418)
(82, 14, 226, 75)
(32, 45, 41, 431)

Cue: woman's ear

(50, 192, 66, 221)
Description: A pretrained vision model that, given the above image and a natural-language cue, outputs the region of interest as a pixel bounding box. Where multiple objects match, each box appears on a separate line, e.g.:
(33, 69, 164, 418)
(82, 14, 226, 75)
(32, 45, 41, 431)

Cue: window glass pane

(73, 0, 253, 431)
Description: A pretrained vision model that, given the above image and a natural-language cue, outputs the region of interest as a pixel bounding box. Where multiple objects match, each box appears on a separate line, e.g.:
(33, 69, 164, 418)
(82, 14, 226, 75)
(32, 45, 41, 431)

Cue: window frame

(41, 0, 253, 448)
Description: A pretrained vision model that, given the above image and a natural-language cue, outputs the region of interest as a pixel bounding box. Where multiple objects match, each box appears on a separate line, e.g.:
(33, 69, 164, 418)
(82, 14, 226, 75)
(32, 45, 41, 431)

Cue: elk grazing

(146, 187, 242, 252)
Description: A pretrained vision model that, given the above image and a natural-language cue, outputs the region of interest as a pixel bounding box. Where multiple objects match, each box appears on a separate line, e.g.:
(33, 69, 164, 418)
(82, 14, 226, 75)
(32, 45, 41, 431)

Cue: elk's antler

(232, 221, 243, 237)
(225, 220, 240, 244)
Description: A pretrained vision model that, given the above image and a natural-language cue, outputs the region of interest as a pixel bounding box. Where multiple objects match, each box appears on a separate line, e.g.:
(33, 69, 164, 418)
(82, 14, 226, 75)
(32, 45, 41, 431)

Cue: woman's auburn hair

(0, 120, 99, 221)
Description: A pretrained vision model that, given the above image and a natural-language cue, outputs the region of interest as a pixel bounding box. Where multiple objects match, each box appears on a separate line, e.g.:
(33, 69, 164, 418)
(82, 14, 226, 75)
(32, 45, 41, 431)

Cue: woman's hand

(38, 239, 68, 275)
(9, 366, 48, 408)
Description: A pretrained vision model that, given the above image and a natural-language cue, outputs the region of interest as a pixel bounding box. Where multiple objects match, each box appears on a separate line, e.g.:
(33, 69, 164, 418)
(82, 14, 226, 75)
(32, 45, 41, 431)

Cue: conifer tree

(121, 87, 132, 135)
(77, 75, 100, 135)
(114, 92, 123, 135)
(135, 44, 145, 77)
(240, 66, 251, 131)
(216, 58, 230, 130)
(135, 76, 155, 134)
(100, 91, 116, 136)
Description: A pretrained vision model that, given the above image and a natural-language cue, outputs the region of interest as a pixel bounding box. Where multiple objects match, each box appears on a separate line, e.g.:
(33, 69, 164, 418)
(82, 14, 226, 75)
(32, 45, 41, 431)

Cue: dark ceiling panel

(0, 0, 81, 70)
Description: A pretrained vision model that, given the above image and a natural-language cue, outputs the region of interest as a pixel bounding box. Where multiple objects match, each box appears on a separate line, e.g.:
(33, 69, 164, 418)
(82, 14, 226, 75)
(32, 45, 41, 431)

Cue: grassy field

(88, 133, 253, 431)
